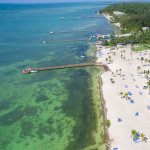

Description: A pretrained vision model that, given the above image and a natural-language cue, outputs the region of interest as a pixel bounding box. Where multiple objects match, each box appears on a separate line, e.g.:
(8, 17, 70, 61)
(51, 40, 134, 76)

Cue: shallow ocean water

(0, 2, 112, 150)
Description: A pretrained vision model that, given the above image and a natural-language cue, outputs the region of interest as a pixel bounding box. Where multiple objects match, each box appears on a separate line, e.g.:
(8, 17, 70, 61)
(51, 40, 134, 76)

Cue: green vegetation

(131, 130, 148, 143)
(101, 3, 150, 15)
(110, 30, 150, 45)
(105, 120, 111, 128)
(132, 44, 150, 51)
(146, 80, 150, 92)
(101, 3, 150, 32)
(100, 3, 150, 46)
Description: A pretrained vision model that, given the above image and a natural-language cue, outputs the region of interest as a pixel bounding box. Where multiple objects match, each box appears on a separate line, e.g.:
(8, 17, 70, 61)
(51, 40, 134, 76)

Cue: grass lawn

(132, 44, 150, 51)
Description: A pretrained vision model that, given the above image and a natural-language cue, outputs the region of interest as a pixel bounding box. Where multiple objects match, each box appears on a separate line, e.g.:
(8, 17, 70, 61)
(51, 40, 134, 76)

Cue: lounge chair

(113, 148, 118, 150)
(118, 118, 123, 122)
(130, 100, 134, 104)
(135, 85, 139, 88)
(147, 106, 150, 110)
(135, 112, 139, 116)
(128, 92, 132, 95)
(133, 137, 140, 143)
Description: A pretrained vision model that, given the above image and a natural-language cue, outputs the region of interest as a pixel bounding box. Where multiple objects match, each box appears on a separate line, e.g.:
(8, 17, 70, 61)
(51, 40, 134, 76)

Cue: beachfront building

(142, 27, 150, 31)
(113, 11, 125, 16)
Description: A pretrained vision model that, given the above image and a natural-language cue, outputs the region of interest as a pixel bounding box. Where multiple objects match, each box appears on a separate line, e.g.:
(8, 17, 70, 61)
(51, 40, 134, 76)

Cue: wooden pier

(60, 16, 104, 19)
(22, 62, 109, 74)
(43, 39, 88, 43)
(43, 36, 95, 44)
(49, 29, 112, 34)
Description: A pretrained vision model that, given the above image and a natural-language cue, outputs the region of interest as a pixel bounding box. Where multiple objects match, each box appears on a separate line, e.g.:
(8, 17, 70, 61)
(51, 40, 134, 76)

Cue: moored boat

(22, 67, 38, 74)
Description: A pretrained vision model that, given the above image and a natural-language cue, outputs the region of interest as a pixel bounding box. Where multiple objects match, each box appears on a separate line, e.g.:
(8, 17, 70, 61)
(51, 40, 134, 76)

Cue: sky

(0, 0, 149, 3)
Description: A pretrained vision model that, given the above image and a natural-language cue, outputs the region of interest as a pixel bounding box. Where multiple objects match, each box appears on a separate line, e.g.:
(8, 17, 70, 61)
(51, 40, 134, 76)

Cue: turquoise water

(0, 2, 112, 150)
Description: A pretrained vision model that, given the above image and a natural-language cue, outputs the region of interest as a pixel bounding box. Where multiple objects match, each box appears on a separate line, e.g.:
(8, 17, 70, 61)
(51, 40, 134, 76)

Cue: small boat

(22, 67, 32, 74)
(22, 67, 38, 74)
(61, 17, 65, 20)
(80, 52, 85, 58)
(30, 70, 38, 73)
(49, 32, 54, 34)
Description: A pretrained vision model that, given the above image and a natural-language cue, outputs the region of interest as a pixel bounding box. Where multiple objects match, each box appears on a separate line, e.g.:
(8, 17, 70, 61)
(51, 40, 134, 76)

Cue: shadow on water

(62, 69, 97, 150)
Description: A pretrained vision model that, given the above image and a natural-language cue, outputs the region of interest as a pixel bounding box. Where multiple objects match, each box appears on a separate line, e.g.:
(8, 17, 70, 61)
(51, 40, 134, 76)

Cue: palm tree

(144, 70, 147, 78)
(116, 69, 118, 75)
(111, 72, 115, 77)
(105, 58, 108, 63)
(120, 92, 123, 98)
(140, 133, 145, 142)
(123, 50, 126, 59)
(144, 70, 149, 79)
(145, 70, 150, 79)
(141, 57, 144, 65)
(110, 78, 115, 83)
(145, 59, 148, 66)
(147, 80, 150, 92)
(119, 68, 122, 77)
(108, 55, 112, 62)
(121, 54, 123, 59)
(137, 66, 141, 74)
(148, 70, 150, 79)
(124, 92, 128, 100)
(131, 130, 137, 138)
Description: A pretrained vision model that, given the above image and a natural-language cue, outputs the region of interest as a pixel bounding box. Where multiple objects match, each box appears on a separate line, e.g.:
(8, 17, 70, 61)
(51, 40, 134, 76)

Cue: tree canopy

(100, 2, 150, 45)
(101, 2, 150, 32)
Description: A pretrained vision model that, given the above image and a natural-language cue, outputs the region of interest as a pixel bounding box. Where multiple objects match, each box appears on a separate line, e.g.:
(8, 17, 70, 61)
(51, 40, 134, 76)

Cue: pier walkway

(49, 29, 112, 35)
(43, 39, 88, 43)
(43, 35, 95, 43)
(60, 16, 104, 20)
(22, 62, 109, 74)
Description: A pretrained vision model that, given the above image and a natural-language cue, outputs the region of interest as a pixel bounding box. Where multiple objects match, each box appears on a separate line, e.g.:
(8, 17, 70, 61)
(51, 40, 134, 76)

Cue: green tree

(146, 80, 150, 92)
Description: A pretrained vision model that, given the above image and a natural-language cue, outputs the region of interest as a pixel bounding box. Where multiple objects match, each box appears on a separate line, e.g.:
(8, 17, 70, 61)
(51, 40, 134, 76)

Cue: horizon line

(0, 0, 149, 4)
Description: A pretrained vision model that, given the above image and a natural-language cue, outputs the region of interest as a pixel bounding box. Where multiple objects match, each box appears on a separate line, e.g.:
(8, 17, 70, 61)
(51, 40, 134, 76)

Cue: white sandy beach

(97, 45, 150, 150)
(102, 13, 121, 27)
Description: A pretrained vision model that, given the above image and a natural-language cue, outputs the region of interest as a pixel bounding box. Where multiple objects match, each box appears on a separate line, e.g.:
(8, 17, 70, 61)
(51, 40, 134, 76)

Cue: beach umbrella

(128, 92, 132, 95)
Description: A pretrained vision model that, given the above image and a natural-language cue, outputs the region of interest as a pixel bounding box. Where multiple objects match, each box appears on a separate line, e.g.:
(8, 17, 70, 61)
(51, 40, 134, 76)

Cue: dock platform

(21, 62, 109, 74)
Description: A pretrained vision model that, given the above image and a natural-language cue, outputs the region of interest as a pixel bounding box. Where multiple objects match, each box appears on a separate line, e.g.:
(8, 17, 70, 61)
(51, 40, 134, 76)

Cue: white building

(113, 11, 125, 16)
(142, 27, 149, 31)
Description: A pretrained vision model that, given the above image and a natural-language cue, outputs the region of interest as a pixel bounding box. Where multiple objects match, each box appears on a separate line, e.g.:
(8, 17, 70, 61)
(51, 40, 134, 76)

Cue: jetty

(49, 29, 112, 35)
(21, 62, 108, 74)
(43, 39, 88, 43)
(43, 36, 95, 44)
(60, 16, 104, 20)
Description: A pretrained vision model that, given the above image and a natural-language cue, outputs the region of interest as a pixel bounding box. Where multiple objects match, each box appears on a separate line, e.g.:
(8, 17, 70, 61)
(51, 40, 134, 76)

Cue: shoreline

(102, 13, 121, 34)
(85, 44, 107, 150)
(95, 41, 150, 149)
(96, 12, 150, 149)
(97, 74, 111, 150)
